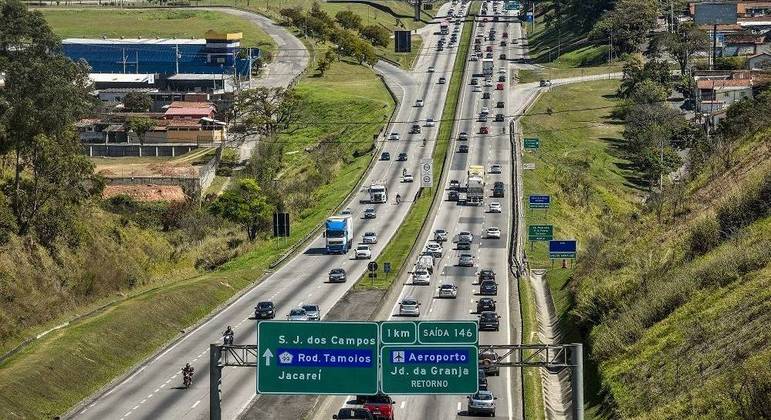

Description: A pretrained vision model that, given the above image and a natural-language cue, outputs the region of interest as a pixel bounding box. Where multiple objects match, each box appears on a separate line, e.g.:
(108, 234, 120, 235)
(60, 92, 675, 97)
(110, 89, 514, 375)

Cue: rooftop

(697, 79, 754, 89)
(89, 73, 155, 84)
(63, 38, 205, 46)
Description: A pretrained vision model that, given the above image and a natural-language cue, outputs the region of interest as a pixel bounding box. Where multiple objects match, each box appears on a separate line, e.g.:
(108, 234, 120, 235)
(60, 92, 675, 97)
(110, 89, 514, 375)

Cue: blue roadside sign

(549, 240, 577, 259)
(529, 195, 550, 209)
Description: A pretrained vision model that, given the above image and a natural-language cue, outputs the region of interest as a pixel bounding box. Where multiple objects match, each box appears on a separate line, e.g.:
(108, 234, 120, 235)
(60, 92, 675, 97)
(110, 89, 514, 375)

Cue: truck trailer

(461, 165, 486, 206)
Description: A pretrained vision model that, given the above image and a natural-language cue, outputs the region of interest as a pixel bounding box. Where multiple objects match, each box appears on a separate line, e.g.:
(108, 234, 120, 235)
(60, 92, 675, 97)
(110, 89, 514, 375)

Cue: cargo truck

(369, 184, 388, 203)
(460, 165, 486, 206)
(325, 215, 353, 254)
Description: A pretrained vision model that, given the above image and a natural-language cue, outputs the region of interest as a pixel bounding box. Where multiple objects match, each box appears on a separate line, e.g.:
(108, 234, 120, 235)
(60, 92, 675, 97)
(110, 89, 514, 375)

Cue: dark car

(448, 190, 459, 201)
(458, 253, 474, 267)
(482, 92, 491, 99)
(457, 239, 472, 250)
(397, 152, 408, 161)
(499, 53, 507, 60)
(493, 181, 505, 198)
(254, 301, 275, 319)
(333, 408, 374, 420)
(480, 280, 498, 295)
(459, 132, 469, 141)
(480, 126, 489, 134)
(458, 144, 469, 153)
(410, 124, 421, 134)
(478, 269, 496, 282)
(498, 75, 506, 82)
(485, 52, 493, 59)
(496, 101, 505, 108)
(477, 297, 497, 313)
(479, 349, 500, 376)
(449, 179, 460, 190)
(471, 78, 478, 85)
(495, 113, 505, 122)
(478, 369, 489, 391)
(500, 40, 507, 47)
(380, 152, 390, 161)
(328, 268, 347, 283)
(479, 311, 501, 331)
(363, 208, 377, 219)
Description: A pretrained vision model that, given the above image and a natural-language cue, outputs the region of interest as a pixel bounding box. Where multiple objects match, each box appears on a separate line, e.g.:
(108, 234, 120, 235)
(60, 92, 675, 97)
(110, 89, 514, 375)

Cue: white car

(412, 269, 431, 285)
(438, 283, 458, 298)
(498, 68, 506, 75)
(425, 241, 443, 258)
(355, 245, 372, 259)
(425, 118, 436, 127)
(486, 226, 501, 239)
(415, 99, 424, 107)
(402, 174, 414, 183)
(428, 66, 435, 73)
(434, 229, 448, 242)
(340, 208, 352, 216)
(473, 85, 482, 92)
(484, 79, 493, 87)
(363, 232, 378, 244)
(388, 132, 400, 141)
(488, 201, 502, 213)
(489, 164, 502, 174)
(399, 297, 421, 316)
(480, 106, 490, 115)
(471, 55, 479, 62)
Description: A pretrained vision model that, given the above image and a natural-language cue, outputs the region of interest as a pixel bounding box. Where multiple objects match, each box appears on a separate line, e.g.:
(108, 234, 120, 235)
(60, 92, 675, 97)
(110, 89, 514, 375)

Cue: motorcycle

(182, 370, 193, 388)
(223, 333, 234, 345)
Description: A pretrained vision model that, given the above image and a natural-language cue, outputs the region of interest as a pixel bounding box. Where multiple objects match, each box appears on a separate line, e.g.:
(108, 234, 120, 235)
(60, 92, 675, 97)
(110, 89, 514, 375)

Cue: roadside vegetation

(40, 9, 276, 55)
(0, 1, 394, 417)
(521, 73, 771, 418)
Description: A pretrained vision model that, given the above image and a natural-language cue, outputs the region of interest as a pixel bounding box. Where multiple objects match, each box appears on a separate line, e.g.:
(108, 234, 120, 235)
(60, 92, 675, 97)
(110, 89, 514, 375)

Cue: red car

(356, 394, 395, 420)
(503, 32, 509, 39)
(480, 126, 489, 134)
(496, 83, 504, 90)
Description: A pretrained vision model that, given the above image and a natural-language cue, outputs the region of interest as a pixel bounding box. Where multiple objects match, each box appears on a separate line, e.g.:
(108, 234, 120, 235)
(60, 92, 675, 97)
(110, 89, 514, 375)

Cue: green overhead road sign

(524, 138, 540, 149)
(528, 224, 553, 241)
(381, 345, 479, 394)
(381, 322, 417, 345)
(257, 321, 379, 395)
(417, 321, 478, 344)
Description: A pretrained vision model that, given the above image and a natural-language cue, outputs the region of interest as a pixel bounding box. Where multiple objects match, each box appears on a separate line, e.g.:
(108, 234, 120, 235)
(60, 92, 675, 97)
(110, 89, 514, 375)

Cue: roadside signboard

(420, 159, 433, 188)
(528, 225, 553, 241)
(380, 322, 418, 345)
(417, 321, 478, 345)
(380, 345, 478, 394)
(523, 138, 540, 149)
(273, 212, 290, 237)
(694, 3, 737, 25)
(368, 261, 378, 272)
(395, 31, 412, 53)
(383, 262, 392, 273)
(257, 321, 379, 394)
(523, 163, 536, 170)
(528, 195, 550, 209)
(549, 240, 577, 259)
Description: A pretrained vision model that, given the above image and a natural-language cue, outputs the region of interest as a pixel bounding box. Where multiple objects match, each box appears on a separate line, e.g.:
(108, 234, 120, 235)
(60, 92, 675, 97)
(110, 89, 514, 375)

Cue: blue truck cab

(325, 215, 353, 254)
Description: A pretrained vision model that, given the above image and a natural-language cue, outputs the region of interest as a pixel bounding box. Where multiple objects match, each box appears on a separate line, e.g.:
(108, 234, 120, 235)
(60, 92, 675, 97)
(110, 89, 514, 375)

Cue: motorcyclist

(402, 168, 407, 176)
(395, 193, 401, 204)
(223, 326, 234, 345)
(182, 363, 194, 387)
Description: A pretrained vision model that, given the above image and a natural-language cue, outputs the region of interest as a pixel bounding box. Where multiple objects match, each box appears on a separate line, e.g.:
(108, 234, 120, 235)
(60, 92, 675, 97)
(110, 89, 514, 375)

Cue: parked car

(362, 231, 378, 244)
(287, 308, 309, 321)
(476, 297, 497, 313)
(355, 245, 372, 259)
(479, 311, 501, 331)
(328, 268, 347, 283)
(467, 391, 497, 417)
(301, 304, 321, 321)
(399, 297, 421, 316)
(438, 282, 458, 298)
(254, 301, 275, 319)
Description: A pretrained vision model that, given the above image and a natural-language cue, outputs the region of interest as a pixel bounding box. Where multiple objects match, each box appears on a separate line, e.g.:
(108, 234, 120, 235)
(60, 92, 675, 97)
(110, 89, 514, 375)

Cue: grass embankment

(518, 277, 544, 419)
(519, 81, 771, 418)
(354, 2, 480, 290)
(41, 9, 276, 55)
(0, 59, 393, 420)
(519, 5, 620, 83)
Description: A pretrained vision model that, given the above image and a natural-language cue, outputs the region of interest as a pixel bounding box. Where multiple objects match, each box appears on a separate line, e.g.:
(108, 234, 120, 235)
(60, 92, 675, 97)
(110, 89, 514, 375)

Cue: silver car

(363, 232, 378, 244)
(287, 308, 309, 321)
(467, 391, 497, 417)
(434, 229, 448, 242)
(438, 283, 458, 298)
(301, 304, 321, 321)
(425, 241, 443, 258)
(399, 297, 421, 316)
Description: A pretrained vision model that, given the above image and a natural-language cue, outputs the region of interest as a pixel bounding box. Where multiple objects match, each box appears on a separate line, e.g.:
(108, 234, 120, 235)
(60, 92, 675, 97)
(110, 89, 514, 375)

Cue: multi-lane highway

(73, 3, 467, 420)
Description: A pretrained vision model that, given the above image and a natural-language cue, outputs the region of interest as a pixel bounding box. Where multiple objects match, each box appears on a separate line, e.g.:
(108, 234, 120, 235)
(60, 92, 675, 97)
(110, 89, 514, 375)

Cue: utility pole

(175, 44, 180, 74)
(711, 23, 718, 70)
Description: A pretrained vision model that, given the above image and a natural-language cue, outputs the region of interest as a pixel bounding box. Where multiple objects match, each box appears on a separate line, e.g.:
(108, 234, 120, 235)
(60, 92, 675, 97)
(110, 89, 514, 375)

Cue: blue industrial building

(62, 30, 259, 76)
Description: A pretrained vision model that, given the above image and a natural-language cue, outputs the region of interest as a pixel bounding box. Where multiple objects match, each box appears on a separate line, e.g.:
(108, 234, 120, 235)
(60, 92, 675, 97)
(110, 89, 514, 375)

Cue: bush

(335, 10, 362, 30)
(360, 25, 390, 47)
(715, 172, 771, 238)
(686, 216, 721, 259)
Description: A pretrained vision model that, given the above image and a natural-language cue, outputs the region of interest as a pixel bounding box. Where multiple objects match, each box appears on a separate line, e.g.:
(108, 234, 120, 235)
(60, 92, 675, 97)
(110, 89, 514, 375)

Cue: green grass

(353, 1, 479, 290)
(41, 9, 277, 55)
(0, 51, 393, 420)
(379, 35, 423, 69)
(205, 175, 229, 195)
(517, 65, 621, 84)
(518, 276, 545, 420)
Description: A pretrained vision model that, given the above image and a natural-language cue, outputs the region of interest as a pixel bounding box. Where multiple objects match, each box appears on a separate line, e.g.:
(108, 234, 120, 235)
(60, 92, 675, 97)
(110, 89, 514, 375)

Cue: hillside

(520, 81, 770, 418)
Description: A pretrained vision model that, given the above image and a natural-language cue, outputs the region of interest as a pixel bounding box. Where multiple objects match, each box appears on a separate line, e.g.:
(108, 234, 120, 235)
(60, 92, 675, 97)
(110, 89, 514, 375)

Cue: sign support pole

(210, 344, 222, 420)
(573, 344, 584, 420)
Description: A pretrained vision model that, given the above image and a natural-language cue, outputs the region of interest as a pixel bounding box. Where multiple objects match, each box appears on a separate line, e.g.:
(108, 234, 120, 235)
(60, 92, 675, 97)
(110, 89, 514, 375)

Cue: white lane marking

(140, 399, 146, 404)
(164, 379, 170, 385)
(133, 405, 139, 410)
(401, 401, 406, 409)
(192, 400, 201, 409)
(154, 388, 160, 393)
(457, 401, 462, 412)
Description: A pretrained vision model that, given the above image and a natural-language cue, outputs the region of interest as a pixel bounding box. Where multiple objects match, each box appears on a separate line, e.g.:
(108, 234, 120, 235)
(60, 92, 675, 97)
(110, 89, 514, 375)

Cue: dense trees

(591, 0, 659, 55)
(335, 10, 362, 31)
(0, 0, 100, 242)
(210, 179, 274, 241)
(662, 22, 709, 75)
(360, 25, 390, 48)
(122, 91, 153, 112)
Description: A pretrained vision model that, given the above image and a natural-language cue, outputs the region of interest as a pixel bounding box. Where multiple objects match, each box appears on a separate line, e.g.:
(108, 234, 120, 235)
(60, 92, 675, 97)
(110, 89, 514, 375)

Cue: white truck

(369, 184, 388, 204)
(460, 165, 486, 206)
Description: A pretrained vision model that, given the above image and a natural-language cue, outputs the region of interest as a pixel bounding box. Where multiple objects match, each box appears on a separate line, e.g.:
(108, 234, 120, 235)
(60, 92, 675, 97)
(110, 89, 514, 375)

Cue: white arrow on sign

(263, 348, 274, 366)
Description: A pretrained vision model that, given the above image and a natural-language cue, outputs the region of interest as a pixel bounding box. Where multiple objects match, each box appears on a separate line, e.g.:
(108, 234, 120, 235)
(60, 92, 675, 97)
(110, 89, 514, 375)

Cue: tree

(663, 22, 709, 75)
(126, 116, 156, 146)
(232, 87, 300, 139)
(623, 104, 686, 189)
(591, 0, 658, 55)
(360, 25, 390, 48)
(335, 10, 362, 31)
(316, 49, 337, 76)
(628, 79, 669, 105)
(209, 179, 274, 241)
(123, 91, 153, 112)
(0, 0, 101, 241)
(618, 56, 672, 98)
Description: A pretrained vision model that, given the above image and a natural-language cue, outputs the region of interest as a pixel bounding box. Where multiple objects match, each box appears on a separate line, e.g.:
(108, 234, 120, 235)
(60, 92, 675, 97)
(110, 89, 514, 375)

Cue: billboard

(395, 31, 412, 53)
(694, 3, 738, 25)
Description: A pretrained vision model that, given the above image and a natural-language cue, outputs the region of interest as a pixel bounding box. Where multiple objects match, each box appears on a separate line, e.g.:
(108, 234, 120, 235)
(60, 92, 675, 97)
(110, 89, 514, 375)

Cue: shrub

(686, 216, 721, 259)
(360, 25, 390, 47)
(715, 172, 771, 238)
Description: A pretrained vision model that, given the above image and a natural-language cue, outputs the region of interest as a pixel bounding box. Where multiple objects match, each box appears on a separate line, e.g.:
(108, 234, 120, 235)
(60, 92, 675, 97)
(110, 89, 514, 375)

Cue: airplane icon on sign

(392, 351, 405, 363)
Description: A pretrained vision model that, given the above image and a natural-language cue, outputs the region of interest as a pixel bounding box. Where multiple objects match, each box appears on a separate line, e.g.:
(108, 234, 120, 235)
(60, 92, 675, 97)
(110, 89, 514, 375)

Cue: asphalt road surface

(73, 3, 465, 420)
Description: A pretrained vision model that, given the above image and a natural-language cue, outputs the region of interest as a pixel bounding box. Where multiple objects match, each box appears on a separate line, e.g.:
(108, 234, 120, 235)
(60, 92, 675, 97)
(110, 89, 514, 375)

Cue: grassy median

(354, 2, 479, 291)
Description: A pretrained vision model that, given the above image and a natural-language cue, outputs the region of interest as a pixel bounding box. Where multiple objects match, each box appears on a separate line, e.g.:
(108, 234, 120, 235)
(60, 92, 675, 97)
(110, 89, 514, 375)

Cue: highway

(73, 3, 466, 420)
